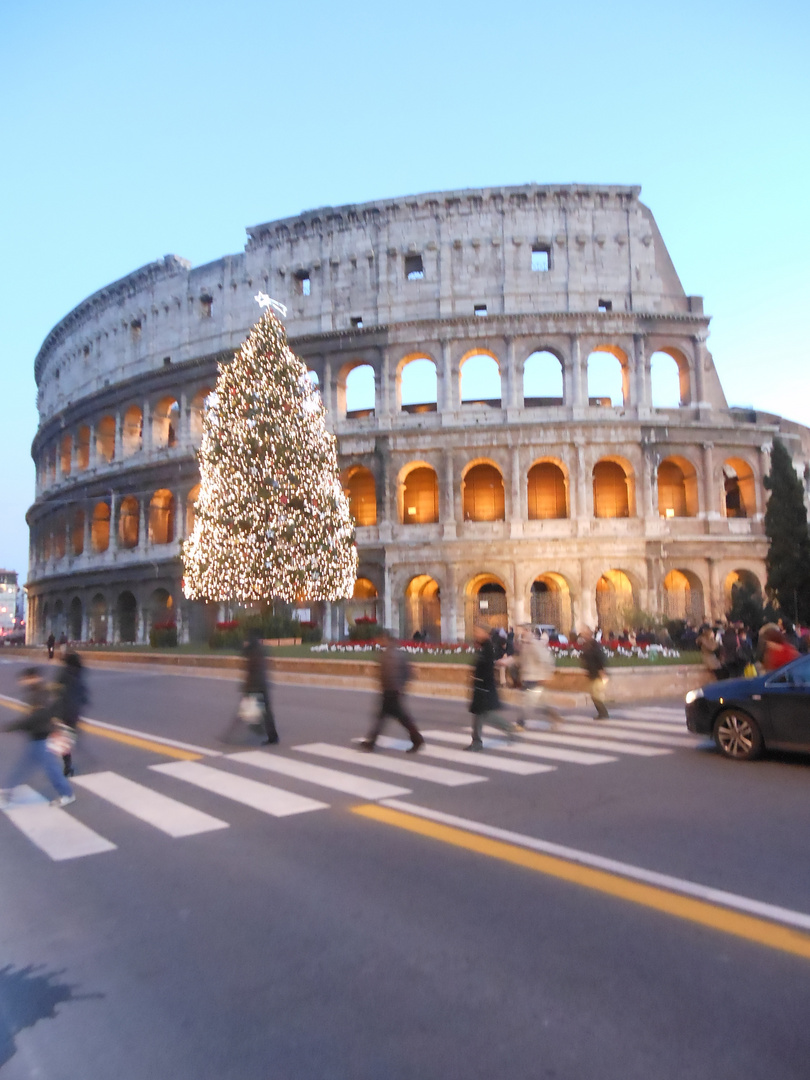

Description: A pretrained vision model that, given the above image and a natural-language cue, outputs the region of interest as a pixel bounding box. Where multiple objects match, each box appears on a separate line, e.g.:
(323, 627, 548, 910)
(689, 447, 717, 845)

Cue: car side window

(788, 657, 810, 686)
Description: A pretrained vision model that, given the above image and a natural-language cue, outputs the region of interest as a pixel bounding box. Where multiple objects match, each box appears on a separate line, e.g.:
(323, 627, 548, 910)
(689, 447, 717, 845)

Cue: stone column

(511, 564, 526, 628)
(708, 558, 722, 620)
(174, 491, 185, 542)
(377, 350, 391, 419)
(383, 562, 394, 634)
(759, 442, 772, 489)
(440, 340, 457, 413)
(441, 562, 459, 643)
(701, 442, 716, 519)
(114, 412, 123, 461)
(510, 446, 522, 525)
(89, 423, 98, 469)
(142, 400, 152, 453)
(640, 442, 655, 519)
(634, 334, 650, 409)
(82, 507, 91, 557)
(504, 337, 519, 409)
(692, 335, 706, 405)
(440, 449, 457, 538)
(322, 357, 334, 420)
(575, 440, 588, 521)
(138, 499, 148, 550)
(569, 336, 585, 407)
(109, 492, 118, 552)
(81, 608, 90, 643)
(179, 391, 189, 448)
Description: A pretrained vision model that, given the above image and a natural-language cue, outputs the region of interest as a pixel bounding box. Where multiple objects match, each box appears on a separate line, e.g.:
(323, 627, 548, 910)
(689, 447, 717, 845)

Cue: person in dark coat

(359, 631, 424, 752)
(46, 633, 56, 660)
(466, 625, 518, 751)
(221, 629, 278, 745)
(578, 627, 609, 719)
(54, 651, 88, 777)
(1, 667, 75, 807)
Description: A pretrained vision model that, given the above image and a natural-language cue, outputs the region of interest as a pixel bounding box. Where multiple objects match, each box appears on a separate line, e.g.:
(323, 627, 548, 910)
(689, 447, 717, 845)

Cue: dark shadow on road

(0, 964, 103, 1069)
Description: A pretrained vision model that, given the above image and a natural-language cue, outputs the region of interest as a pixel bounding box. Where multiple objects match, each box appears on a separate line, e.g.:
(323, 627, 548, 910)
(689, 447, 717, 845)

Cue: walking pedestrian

(46, 632, 56, 660)
(1, 667, 75, 807)
(54, 651, 88, 777)
(578, 627, 609, 719)
(359, 631, 424, 752)
(696, 623, 723, 680)
(221, 628, 279, 745)
(516, 628, 563, 729)
(466, 624, 518, 751)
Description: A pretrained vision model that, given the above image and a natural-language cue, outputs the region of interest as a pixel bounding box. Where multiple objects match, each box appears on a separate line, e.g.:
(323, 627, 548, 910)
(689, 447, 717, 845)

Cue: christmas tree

(764, 438, 810, 624)
(182, 298, 357, 603)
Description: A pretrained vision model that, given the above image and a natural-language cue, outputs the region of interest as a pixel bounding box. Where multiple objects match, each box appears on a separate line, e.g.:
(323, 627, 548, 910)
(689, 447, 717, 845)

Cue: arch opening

(401, 465, 439, 524)
(650, 350, 686, 408)
(91, 501, 110, 553)
(71, 509, 85, 556)
(658, 457, 698, 518)
(463, 463, 505, 522)
(122, 405, 143, 457)
(60, 434, 72, 476)
(400, 357, 438, 413)
(523, 351, 563, 407)
(528, 461, 568, 519)
(344, 466, 377, 527)
(186, 484, 200, 536)
(663, 569, 704, 623)
(153, 397, 180, 449)
(190, 387, 214, 443)
(118, 496, 139, 549)
(530, 573, 571, 631)
(724, 569, 762, 613)
(595, 570, 636, 632)
(89, 593, 107, 643)
(587, 347, 628, 407)
(403, 575, 441, 641)
(465, 574, 508, 638)
(461, 352, 501, 407)
(68, 597, 82, 641)
(593, 459, 632, 518)
(76, 425, 91, 470)
(149, 490, 175, 545)
(723, 458, 756, 518)
(343, 364, 376, 419)
(116, 591, 138, 644)
(96, 415, 115, 463)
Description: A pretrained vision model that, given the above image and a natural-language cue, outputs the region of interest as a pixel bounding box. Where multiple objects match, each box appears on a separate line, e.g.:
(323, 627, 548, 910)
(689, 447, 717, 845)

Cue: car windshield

(767, 656, 810, 686)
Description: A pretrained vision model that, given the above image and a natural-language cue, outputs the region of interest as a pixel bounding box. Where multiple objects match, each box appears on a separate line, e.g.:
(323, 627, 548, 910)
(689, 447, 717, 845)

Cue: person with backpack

(359, 631, 424, 753)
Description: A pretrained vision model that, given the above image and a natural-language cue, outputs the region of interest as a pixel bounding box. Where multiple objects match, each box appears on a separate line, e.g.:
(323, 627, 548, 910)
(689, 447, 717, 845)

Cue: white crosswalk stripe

(151, 761, 328, 817)
(515, 729, 670, 756)
(610, 706, 686, 724)
(421, 730, 617, 765)
(72, 772, 229, 837)
(586, 718, 690, 735)
(229, 750, 412, 799)
(550, 721, 696, 748)
(294, 742, 487, 786)
(2, 785, 117, 861)
(370, 736, 556, 775)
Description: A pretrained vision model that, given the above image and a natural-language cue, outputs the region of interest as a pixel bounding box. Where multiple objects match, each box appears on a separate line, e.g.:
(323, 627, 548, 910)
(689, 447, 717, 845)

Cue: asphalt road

(1, 654, 809, 1080)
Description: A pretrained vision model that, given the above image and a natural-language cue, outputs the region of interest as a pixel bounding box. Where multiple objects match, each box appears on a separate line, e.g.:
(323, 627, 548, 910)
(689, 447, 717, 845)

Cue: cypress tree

(763, 438, 810, 624)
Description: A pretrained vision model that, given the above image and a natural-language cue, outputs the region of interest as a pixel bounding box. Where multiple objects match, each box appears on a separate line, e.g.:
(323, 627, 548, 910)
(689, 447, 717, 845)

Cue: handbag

(46, 722, 76, 757)
(743, 663, 757, 678)
(238, 694, 264, 726)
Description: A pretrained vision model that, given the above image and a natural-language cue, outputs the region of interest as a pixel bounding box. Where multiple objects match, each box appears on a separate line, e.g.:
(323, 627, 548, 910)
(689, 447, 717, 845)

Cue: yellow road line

(0, 698, 199, 760)
(78, 721, 202, 760)
(352, 803, 810, 962)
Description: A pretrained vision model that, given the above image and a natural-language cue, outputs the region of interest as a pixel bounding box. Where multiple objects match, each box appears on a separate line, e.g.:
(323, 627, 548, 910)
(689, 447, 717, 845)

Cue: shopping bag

(46, 722, 76, 757)
(743, 663, 757, 678)
(238, 694, 264, 727)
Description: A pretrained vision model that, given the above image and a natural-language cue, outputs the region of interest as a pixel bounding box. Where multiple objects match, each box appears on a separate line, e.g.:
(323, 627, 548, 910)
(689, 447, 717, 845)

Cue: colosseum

(26, 184, 810, 645)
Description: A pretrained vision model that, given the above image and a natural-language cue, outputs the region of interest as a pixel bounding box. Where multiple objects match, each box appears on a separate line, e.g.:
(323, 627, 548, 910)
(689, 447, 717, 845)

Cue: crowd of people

(694, 617, 807, 680)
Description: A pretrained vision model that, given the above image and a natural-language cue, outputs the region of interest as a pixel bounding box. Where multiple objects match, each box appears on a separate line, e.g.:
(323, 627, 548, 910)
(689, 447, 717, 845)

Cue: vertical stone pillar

(142, 400, 152, 453)
(174, 491, 185, 543)
(81, 608, 90, 643)
(759, 442, 772, 492)
(179, 391, 189, 448)
(510, 446, 521, 524)
(82, 507, 91, 557)
(511, 563, 526, 628)
(440, 449, 457, 538)
(692, 335, 706, 405)
(89, 422, 98, 469)
(138, 499, 148, 550)
(634, 334, 650, 409)
(575, 440, 588, 521)
(639, 441, 655, 519)
(114, 412, 123, 461)
(378, 349, 391, 419)
(504, 337, 519, 409)
(109, 492, 118, 552)
(383, 562, 394, 634)
(440, 340, 457, 413)
(570, 336, 585, 407)
(322, 357, 334, 420)
(708, 558, 722, 620)
(701, 442, 716, 519)
(442, 563, 459, 643)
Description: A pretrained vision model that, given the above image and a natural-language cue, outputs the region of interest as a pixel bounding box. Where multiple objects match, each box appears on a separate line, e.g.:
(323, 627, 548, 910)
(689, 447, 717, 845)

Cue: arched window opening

(723, 458, 756, 518)
(345, 365, 376, 418)
(68, 598, 82, 641)
(587, 348, 628, 407)
(118, 496, 139, 549)
(76, 425, 91, 470)
(122, 405, 143, 457)
(153, 397, 180, 449)
(344, 466, 377, 527)
(528, 462, 568, 519)
(148, 588, 173, 631)
(650, 351, 683, 408)
(724, 569, 762, 614)
(71, 510, 85, 556)
(530, 574, 571, 631)
(54, 600, 65, 639)
(401, 466, 439, 524)
(186, 484, 200, 536)
(96, 415, 115, 463)
(148, 490, 175, 545)
(53, 516, 67, 560)
(465, 574, 508, 638)
(89, 594, 107, 643)
(91, 502, 110, 553)
(463, 464, 505, 522)
(663, 569, 704, 623)
(400, 357, 438, 413)
(353, 578, 378, 600)
(523, 351, 563, 407)
(117, 591, 138, 644)
(595, 570, 635, 632)
(404, 575, 441, 641)
(189, 387, 214, 443)
(658, 458, 698, 518)
(60, 434, 72, 476)
(345, 576, 379, 632)
(593, 460, 631, 518)
(461, 353, 501, 407)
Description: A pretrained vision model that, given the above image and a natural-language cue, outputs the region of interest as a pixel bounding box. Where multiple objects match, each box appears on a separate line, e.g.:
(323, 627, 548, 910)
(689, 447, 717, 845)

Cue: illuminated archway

(465, 573, 508, 637)
(658, 457, 698, 518)
(153, 397, 180, 449)
(344, 466, 377, 526)
(118, 496, 139, 549)
(122, 405, 143, 457)
(148, 489, 175, 545)
(595, 570, 635, 631)
(91, 501, 110, 553)
(527, 461, 568, 519)
(724, 569, 762, 612)
(530, 573, 572, 630)
(723, 458, 756, 518)
(400, 464, 439, 524)
(593, 459, 633, 518)
(463, 462, 505, 521)
(186, 484, 200, 536)
(96, 415, 115, 463)
(663, 569, 704, 622)
(404, 575, 441, 641)
(59, 433, 72, 476)
(190, 387, 214, 442)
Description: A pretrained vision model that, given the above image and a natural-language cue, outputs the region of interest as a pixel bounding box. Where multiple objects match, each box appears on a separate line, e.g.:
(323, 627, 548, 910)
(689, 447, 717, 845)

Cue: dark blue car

(685, 654, 810, 760)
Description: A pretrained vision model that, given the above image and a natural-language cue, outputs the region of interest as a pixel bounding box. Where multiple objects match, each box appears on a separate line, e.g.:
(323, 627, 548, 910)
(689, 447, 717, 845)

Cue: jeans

(5, 738, 73, 799)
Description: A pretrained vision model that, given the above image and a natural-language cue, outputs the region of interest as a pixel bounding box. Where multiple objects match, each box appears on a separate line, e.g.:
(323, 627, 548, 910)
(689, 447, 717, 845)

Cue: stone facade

(26, 185, 810, 644)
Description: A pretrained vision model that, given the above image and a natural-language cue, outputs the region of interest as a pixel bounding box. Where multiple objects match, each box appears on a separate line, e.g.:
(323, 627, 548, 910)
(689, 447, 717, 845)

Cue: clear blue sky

(1, 0, 808, 581)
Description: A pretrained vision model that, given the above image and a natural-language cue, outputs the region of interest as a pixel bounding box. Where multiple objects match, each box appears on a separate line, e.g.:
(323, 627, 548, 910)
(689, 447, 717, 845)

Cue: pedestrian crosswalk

(1, 705, 699, 863)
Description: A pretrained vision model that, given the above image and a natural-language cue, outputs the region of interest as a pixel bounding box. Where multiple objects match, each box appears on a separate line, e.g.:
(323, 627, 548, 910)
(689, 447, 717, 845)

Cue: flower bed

(311, 640, 475, 657)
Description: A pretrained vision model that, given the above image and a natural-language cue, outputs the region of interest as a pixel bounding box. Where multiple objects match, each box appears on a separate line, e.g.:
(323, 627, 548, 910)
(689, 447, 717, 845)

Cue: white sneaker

(51, 794, 76, 808)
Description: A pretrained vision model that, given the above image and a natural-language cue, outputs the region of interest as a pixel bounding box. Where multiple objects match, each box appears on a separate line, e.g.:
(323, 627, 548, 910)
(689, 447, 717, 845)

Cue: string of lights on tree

(182, 297, 357, 603)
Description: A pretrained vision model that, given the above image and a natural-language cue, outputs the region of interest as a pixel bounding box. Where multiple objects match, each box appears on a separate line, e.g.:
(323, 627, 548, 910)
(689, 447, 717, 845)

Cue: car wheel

(713, 709, 763, 761)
